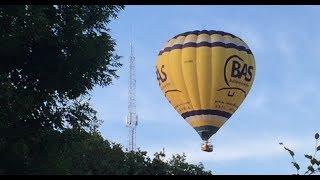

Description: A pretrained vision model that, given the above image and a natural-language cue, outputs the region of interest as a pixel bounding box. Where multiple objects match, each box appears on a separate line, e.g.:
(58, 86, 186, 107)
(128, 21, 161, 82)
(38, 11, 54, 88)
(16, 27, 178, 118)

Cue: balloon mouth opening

(198, 130, 214, 141)
(194, 126, 219, 141)
(195, 126, 217, 152)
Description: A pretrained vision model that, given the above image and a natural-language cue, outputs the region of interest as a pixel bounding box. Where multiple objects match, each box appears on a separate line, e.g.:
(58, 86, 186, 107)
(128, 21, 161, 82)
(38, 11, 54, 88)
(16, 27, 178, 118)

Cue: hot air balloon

(155, 30, 255, 152)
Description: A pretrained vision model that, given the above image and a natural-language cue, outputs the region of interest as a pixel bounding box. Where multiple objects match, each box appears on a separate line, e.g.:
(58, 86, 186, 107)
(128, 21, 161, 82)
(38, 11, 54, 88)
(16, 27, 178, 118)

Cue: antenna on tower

(125, 25, 138, 152)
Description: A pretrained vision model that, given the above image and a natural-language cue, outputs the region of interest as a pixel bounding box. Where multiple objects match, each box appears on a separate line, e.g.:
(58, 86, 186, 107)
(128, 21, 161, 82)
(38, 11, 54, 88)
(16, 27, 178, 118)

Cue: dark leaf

(307, 165, 314, 172)
(305, 154, 313, 159)
(291, 162, 300, 170)
(289, 150, 294, 157)
(317, 145, 320, 151)
(284, 147, 295, 157)
(315, 133, 319, 140)
(279, 142, 283, 145)
(311, 158, 317, 165)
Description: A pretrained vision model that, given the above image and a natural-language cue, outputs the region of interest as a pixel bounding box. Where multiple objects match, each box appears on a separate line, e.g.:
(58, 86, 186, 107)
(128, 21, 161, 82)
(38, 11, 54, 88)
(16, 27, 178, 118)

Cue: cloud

(244, 90, 268, 112)
(273, 32, 299, 67)
(210, 19, 264, 54)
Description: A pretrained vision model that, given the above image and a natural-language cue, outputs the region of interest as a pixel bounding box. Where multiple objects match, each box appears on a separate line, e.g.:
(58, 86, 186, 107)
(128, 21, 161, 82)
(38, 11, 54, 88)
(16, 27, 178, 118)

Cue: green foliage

(0, 5, 124, 174)
(0, 5, 123, 133)
(0, 5, 212, 175)
(280, 132, 320, 175)
(0, 129, 212, 175)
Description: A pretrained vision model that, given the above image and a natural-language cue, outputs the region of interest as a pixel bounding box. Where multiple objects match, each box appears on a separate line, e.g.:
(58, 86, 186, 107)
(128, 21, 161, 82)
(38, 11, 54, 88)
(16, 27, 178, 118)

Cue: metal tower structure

(125, 39, 138, 152)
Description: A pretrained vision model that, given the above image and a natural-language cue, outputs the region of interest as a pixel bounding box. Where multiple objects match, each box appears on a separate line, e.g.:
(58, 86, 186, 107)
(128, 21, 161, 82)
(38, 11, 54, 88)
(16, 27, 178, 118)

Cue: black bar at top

(173, 30, 240, 39)
(158, 41, 252, 55)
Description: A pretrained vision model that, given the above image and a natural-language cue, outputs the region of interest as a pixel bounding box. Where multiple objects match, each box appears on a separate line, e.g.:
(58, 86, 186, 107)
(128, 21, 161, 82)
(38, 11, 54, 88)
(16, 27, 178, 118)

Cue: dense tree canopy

(0, 5, 212, 175)
(0, 5, 123, 132)
(1, 128, 212, 175)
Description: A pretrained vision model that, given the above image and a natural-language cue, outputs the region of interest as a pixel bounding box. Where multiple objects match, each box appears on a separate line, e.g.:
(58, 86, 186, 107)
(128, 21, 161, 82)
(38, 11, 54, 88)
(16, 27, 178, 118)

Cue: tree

(280, 132, 320, 175)
(0, 5, 124, 174)
(167, 153, 211, 175)
(0, 5, 123, 132)
(0, 5, 213, 175)
(1, 126, 213, 175)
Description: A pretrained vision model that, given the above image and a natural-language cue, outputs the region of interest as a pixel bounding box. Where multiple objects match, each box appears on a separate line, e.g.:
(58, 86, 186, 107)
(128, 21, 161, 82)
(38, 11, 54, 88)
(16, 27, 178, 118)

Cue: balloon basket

(201, 140, 213, 152)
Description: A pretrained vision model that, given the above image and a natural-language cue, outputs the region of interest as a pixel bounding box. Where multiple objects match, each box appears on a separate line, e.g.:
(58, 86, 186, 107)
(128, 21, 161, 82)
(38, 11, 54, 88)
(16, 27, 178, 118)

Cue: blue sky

(90, 6, 320, 174)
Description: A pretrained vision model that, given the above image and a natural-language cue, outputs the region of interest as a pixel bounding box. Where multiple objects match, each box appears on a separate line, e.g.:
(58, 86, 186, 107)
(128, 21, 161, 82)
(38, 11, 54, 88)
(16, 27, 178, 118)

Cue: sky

(89, 5, 320, 174)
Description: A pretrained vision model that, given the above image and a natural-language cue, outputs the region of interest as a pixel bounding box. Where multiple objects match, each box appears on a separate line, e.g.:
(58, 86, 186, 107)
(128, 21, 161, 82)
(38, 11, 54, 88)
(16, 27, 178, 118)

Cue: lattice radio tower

(125, 32, 138, 152)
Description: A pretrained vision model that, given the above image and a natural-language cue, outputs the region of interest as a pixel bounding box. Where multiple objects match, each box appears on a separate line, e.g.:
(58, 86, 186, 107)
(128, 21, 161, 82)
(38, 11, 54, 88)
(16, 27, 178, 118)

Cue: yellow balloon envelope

(155, 30, 255, 151)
